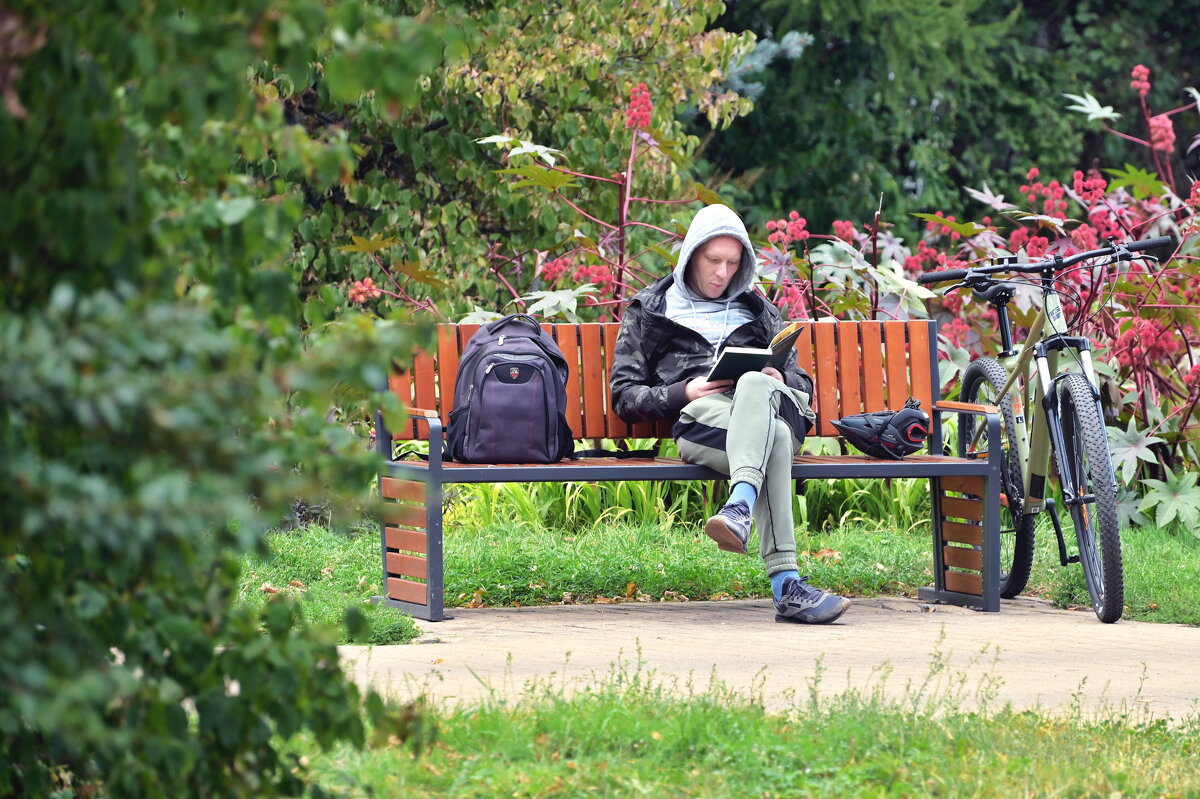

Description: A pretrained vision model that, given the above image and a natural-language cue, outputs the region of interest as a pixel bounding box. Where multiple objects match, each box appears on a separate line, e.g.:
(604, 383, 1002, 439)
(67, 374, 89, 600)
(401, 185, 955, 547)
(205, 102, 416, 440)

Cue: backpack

(444, 314, 575, 463)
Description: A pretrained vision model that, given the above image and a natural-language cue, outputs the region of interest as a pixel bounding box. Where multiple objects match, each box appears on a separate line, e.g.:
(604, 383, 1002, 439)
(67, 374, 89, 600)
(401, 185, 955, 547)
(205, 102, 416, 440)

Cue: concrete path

(340, 597, 1200, 720)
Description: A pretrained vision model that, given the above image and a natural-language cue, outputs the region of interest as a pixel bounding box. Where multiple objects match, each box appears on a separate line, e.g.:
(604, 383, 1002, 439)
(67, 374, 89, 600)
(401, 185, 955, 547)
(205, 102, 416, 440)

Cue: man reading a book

(610, 204, 850, 624)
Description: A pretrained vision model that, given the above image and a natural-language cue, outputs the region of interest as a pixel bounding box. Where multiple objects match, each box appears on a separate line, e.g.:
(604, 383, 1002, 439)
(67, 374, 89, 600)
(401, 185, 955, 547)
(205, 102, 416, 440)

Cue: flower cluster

(832, 219, 857, 243)
(1005, 227, 1050, 258)
(766, 211, 810, 247)
(1149, 114, 1176, 152)
(1111, 318, 1181, 368)
(573, 262, 615, 293)
(775, 282, 804, 318)
(1070, 223, 1101, 251)
(540, 256, 573, 283)
(940, 316, 972, 350)
(1185, 363, 1200, 394)
(625, 83, 652, 130)
(1072, 169, 1108, 205)
(1088, 206, 1124, 240)
(1129, 64, 1151, 98)
(348, 277, 382, 304)
(1019, 167, 1068, 218)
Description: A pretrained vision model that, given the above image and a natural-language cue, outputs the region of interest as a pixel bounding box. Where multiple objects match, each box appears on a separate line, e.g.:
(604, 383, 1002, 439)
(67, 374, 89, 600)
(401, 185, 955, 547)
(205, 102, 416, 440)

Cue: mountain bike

(918, 236, 1172, 623)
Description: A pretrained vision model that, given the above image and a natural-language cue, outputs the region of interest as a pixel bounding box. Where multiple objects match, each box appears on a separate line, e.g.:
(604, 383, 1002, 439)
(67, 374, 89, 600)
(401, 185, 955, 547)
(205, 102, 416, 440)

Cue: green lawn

(237, 515, 1198, 646)
(298, 661, 1200, 798)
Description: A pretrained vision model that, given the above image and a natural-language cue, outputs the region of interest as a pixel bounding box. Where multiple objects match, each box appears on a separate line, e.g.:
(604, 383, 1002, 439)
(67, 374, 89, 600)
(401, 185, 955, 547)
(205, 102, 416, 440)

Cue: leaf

(474, 134, 517, 146)
(1138, 470, 1200, 531)
(963, 182, 1016, 211)
(1103, 163, 1167, 201)
(215, 197, 256, 225)
(1017, 213, 1070, 230)
(1184, 86, 1200, 111)
(339, 234, 399, 253)
(459, 306, 503, 324)
(1062, 91, 1122, 122)
(911, 213, 988, 238)
(496, 165, 578, 191)
(1107, 419, 1165, 482)
(693, 182, 726, 206)
(393, 260, 450, 290)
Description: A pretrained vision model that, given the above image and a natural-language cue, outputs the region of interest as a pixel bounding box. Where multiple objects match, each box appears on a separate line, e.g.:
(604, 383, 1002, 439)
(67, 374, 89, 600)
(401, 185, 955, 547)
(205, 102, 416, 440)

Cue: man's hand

(761, 366, 785, 382)
(685, 376, 734, 401)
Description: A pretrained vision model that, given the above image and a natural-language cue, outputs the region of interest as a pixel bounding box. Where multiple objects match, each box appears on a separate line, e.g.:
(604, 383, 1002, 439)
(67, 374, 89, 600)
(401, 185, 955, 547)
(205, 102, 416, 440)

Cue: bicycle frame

(966, 275, 1111, 519)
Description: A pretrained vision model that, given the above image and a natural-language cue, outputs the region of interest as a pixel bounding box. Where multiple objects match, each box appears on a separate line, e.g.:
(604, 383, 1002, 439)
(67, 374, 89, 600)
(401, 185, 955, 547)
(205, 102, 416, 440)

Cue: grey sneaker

(774, 576, 850, 624)
(703, 500, 752, 555)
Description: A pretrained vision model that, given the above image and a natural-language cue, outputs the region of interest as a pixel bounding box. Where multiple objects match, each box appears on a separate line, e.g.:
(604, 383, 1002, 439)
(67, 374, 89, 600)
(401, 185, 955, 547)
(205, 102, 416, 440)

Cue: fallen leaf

(260, 583, 279, 594)
(595, 596, 616, 604)
(875, 562, 889, 572)
(289, 580, 305, 588)
(625, 581, 638, 598)
(814, 548, 843, 561)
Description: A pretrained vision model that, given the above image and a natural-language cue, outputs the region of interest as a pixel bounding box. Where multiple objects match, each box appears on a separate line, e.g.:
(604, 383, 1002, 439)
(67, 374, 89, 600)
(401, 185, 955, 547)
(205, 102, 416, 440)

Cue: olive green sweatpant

(673, 371, 814, 576)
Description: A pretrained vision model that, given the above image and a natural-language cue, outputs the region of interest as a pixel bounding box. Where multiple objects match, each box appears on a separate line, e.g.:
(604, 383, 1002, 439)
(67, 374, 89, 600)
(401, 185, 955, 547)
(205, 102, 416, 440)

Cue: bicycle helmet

(832, 398, 930, 460)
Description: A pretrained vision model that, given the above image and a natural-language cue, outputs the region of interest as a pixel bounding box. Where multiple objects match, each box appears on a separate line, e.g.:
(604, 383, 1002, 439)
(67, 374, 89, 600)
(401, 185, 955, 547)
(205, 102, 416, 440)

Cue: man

(610, 203, 849, 624)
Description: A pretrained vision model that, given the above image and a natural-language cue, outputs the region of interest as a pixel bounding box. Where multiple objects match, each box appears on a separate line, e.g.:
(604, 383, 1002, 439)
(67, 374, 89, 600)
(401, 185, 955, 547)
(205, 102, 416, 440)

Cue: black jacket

(609, 275, 815, 423)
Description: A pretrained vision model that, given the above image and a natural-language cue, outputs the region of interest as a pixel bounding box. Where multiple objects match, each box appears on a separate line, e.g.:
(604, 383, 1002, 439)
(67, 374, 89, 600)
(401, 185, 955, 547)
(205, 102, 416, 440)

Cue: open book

(703, 321, 806, 382)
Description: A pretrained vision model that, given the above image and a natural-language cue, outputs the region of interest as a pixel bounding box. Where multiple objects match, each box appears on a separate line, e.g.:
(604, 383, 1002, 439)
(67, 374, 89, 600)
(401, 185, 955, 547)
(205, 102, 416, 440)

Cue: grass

(236, 514, 1199, 643)
(237, 524, 421, 645)
(298, 658, 1200, 797)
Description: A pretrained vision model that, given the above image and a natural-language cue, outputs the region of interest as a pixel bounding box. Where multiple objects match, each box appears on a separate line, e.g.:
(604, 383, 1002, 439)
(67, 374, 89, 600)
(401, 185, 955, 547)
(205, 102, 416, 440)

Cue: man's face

(687, 235, 743, 300)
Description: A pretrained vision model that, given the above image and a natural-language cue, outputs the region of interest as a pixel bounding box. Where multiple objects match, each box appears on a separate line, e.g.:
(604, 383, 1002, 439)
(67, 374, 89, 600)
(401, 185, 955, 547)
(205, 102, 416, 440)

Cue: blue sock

(771, 570, 800, 601)
(729, 481, 757, 509)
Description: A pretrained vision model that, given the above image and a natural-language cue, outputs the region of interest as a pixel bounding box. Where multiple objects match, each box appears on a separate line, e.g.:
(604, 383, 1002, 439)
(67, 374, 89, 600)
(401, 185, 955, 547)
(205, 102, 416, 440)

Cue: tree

(0, 1, 446, 794)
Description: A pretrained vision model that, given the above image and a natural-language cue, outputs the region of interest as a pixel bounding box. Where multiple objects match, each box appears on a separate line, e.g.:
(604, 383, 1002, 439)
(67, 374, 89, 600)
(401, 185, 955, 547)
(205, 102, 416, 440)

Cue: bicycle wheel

(958, 357, 1035, 598)
(1057, 373, 1124, 623)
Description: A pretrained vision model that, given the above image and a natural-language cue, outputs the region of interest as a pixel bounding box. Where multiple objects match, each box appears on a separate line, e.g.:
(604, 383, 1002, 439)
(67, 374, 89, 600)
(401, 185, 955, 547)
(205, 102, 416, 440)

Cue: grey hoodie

(665, 204, 757, 348)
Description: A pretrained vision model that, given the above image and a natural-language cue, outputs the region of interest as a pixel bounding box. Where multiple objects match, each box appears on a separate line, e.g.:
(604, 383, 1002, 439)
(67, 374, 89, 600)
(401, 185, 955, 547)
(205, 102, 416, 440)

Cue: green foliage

(288, 0, 755, 320)
(238, 525, 420, 646)
(308, 662, 1200, 797)
(0, 0, 438, 794)
(700, 0, 1199, 238)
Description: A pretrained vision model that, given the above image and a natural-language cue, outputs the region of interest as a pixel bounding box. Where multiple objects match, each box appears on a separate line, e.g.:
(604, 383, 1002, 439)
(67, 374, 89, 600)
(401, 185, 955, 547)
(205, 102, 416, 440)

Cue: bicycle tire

(958, 358, 1036, 598)
(1057, 373, 1124, 623)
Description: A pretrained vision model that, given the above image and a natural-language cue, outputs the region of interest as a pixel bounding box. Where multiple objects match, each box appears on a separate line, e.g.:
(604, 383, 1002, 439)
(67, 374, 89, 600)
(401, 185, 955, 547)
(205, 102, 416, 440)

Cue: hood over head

(672, 204, 757, 301)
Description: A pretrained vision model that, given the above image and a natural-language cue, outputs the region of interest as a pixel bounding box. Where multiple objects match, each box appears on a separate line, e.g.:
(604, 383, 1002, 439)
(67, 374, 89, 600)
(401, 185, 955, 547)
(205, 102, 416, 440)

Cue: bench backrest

(390, 319, 939, 441)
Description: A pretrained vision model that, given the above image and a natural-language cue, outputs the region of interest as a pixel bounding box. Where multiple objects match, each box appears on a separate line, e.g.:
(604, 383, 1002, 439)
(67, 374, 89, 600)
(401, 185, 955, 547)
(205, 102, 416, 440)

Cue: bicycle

(918, 235, 1172, 623)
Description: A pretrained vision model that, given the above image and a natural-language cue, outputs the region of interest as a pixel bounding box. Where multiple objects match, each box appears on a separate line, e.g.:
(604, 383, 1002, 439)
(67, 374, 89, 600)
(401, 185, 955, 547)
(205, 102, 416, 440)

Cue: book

(703, 321, 806, 382)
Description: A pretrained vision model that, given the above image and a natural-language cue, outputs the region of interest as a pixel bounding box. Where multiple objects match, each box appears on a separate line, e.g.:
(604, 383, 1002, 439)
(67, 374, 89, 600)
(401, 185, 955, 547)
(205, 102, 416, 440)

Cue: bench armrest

(934, 400, 999, 415)
(376, 407, 445, 469)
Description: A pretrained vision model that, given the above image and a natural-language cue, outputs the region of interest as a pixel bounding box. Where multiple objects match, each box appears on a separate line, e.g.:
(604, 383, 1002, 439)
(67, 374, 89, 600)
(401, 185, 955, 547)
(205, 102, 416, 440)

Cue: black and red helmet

(832, 398, 930, 460)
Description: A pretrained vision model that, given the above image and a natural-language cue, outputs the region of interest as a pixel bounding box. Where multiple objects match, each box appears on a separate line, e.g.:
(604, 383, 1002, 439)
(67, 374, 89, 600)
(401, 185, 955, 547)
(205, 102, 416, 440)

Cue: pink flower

(1130, 64, 1151, 98)
(832, 219, 856, 243)
(1149, 114, 1175, 152)
(540, 256, 571, 282)
(348, 277, 382, 305)
(625, 83, 653, 130)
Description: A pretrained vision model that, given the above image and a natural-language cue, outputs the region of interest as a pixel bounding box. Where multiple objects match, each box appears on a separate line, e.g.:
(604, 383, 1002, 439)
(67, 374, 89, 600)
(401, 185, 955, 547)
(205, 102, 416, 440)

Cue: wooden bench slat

(814, 323, 839, 436)
(940, 495, 983, 522)
(413, 350, 439, 427)
(390, 371, 417, 439)
(909, 319, 935, 412)
(943, 545, 983, 571)
(794, 323, 814, 377)
(883, 321, 908, 410)
(555, 325, 584, 439)
(382, 503, 426, 529)
(380, 477, 425, 502)
(942, 520, 984, 546)
(436, 326, 460, 428)
(387, 577, 428, 605)
(860, 321, 886, 411)
(386, 552, 429, 580)
(944, 570, 983, 595)
(837, 320, 863, 415)
(579, 324, 607, 439)
(941, 474, 986, 496)
(385, 526, 428, 554)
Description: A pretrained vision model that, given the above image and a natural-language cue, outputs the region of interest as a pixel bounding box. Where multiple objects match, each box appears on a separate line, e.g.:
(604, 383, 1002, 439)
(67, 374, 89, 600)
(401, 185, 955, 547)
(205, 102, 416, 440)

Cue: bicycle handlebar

(916, 235, 1174, 285)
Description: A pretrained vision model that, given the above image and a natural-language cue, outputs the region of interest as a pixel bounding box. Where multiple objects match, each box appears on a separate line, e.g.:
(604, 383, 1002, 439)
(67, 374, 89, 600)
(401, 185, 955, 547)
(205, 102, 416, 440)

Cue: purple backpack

(445, 314, 574, 463)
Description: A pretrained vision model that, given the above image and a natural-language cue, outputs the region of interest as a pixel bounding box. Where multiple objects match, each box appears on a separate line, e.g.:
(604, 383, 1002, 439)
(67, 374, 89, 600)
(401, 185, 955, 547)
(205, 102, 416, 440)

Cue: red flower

(625, 83, 653, 130)
(1130, 64, 1151, 98)
(1149, 114, 1175, 152)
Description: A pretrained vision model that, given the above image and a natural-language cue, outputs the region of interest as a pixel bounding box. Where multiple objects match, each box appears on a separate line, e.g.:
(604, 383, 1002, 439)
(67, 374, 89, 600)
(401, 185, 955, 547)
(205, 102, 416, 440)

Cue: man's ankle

(770, 569, 800, 601)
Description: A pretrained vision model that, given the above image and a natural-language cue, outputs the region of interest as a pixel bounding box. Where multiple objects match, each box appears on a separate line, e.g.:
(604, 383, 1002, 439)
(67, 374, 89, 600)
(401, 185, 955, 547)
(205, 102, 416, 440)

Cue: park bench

(377, 319, 1004, 622)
